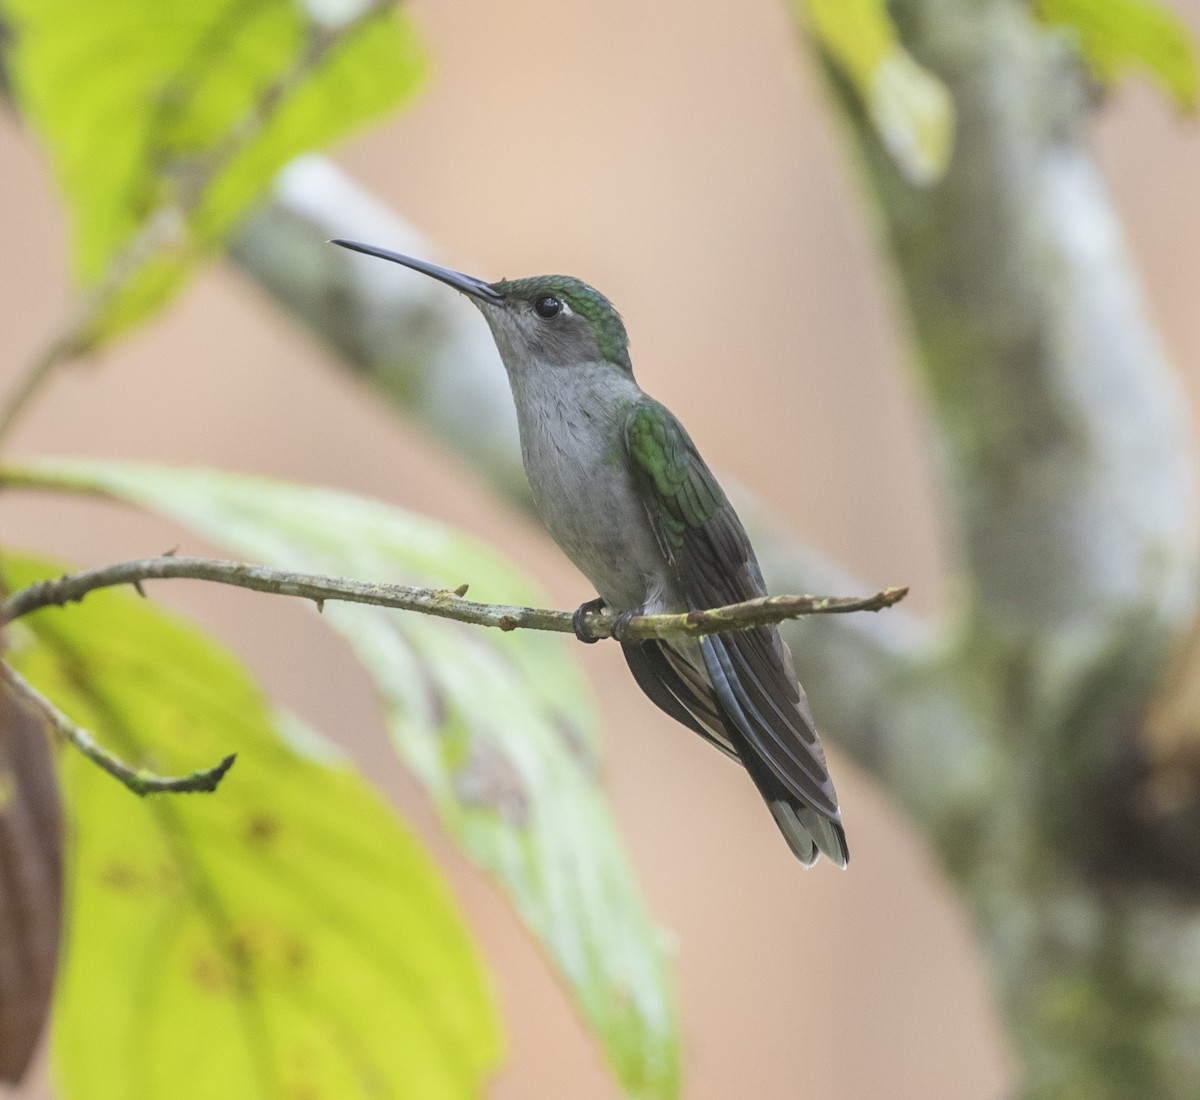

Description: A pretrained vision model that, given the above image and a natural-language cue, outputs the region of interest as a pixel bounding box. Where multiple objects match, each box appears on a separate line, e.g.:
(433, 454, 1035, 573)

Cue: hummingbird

(331, 239, 849, 868)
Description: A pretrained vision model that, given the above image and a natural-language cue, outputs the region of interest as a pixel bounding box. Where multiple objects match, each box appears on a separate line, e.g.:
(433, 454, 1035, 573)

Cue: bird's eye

(534, 295, 563, 319)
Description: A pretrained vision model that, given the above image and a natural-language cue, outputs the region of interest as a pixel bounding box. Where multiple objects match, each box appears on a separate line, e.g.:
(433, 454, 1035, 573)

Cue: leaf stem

(0, 661, 235, 796)
(0, 554, 907, 641)
(0, 333, 84, 447)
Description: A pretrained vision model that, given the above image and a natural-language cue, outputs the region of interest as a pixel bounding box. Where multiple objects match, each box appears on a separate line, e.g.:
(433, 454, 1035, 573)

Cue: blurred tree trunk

(815, 2, 1200, 1097)
(225, 5, 1200, 1096)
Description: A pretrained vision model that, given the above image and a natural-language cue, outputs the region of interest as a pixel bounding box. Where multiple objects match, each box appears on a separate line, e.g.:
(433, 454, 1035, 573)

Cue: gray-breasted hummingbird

(332, 239, 848, 867)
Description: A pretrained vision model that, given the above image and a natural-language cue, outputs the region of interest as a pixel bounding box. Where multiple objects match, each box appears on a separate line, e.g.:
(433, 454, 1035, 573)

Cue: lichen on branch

(0, 554, 907, 642)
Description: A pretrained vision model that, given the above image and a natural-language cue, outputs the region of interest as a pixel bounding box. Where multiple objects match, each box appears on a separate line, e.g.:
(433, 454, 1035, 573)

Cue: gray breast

(510, 367, 677, 612)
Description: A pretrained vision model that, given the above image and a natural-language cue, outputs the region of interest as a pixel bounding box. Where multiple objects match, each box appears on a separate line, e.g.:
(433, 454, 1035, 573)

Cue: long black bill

(330, 239, 502, 303)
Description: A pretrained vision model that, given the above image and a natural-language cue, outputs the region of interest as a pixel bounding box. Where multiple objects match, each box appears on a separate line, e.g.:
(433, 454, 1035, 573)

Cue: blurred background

(3, 0, 1199, 1095)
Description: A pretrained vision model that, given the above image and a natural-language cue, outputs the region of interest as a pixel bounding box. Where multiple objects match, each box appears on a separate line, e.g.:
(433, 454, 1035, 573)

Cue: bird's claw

(610, 611, 637, 645)
(572, 597, 607, 644)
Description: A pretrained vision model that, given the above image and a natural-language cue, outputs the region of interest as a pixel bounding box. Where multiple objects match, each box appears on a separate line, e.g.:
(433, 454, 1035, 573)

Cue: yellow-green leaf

(2, 0, 424, 339)
(5, 553, 501, 1099)
(798, 0, 955, 185)
(6, 462, 681, 1100)
(1036, 0, 1200, 110)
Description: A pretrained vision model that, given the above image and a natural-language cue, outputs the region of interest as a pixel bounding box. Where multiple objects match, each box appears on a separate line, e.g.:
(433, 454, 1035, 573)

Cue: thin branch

(0, 661, 235, 796)
(0, 2, 399, 447)
(0, 555, 908, 641)
(0, 331, 85, 445)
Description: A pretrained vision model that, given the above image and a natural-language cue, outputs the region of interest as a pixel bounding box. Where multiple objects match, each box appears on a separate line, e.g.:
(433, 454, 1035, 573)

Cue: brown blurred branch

(0, 554, 907, 641)
(0, 666, 61, 1084)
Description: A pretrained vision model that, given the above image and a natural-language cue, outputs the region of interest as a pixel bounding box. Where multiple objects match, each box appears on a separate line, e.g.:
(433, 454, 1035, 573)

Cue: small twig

(0, 333, 85, 446)
(0, 554, 908, 641)
(0, 661, 235, 796)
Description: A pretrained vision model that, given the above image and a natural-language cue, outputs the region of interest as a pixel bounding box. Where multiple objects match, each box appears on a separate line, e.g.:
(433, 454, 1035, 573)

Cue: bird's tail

(623, 638, 849, 868)
(738, 745, 849, 868)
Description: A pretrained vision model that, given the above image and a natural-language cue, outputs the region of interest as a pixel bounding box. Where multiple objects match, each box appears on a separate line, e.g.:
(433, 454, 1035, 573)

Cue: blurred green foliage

(12, 460, 681, 1100)
(1036, 0, 1200, 110)
(1, 0, 423, 339)
(799, 0, 955, 184)
(799, 0, 1200, 186)
(6, 553, 501, 1099)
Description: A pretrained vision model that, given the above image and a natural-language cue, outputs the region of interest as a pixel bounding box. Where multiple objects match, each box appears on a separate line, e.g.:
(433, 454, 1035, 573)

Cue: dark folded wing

(620, 638, 736, 760)
(624, 399, 842, 822)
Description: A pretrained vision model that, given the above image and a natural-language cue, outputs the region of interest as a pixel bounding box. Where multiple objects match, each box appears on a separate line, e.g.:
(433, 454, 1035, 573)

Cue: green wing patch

(625, 401, 725, 552)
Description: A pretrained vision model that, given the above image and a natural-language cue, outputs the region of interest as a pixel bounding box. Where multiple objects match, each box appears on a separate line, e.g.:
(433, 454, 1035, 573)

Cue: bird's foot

(572, 597, 607, 644)
(610, 610, 637, 645)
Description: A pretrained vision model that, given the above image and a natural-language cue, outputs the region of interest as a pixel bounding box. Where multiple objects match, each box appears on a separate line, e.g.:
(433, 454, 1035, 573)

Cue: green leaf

(1035, 0, 1200, 110)
(798, 0, 955, 185)
(5, 553, 500, 1099)
(8, 462, 681, 1099)
(1, 0, 424, 339)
